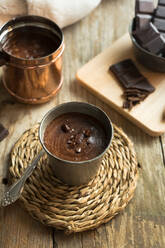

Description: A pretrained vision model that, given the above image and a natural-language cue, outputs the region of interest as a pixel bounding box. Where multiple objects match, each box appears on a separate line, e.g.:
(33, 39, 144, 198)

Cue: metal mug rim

(39, 102, 114, 165)
(0, 15, 64, 66)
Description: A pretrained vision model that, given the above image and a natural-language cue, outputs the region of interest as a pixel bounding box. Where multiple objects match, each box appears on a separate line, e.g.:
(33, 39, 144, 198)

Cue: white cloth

(0, 0, 101, 28)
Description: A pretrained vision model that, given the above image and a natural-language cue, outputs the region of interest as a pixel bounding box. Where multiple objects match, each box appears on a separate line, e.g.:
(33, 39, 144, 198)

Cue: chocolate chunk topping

(75, 133, 84, 144)
(75, 147, 82, 153)
(2, 178, 8, 185)
(0, 123, 9, 142)
(61, 123, 70, 133)
(83, 129, 91, 137)
(109, 59, 155, 110)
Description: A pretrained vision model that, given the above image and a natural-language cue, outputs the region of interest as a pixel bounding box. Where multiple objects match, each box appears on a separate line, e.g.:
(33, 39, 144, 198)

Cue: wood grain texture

(0, 0, 165, 247)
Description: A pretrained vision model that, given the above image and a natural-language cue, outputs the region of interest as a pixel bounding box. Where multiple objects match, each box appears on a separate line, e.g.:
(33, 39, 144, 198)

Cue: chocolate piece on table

(109, 59, 155, 111)
(0, 123, 9, 142)
(135, 0, 155, 15)
(153, 18, 165, 32)
(155, 5, 165, 18)
(110, 59, 136, 75)
(134, 22, 160, 45)
(110, 59, 143, 88)
(135, 14, 152, 30)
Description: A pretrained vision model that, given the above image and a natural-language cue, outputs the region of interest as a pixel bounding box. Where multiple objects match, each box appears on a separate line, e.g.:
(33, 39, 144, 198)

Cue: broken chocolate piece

(0, 123, 9, 142)
(83, 129, 91, 137)
(135, 0, 155, 15)
(143, 34, 165, 54)
(134, 22, 160, 45)
(109, 59, 155, 111)
(75, 133, 84, 144)
(135, 14, 152, 30)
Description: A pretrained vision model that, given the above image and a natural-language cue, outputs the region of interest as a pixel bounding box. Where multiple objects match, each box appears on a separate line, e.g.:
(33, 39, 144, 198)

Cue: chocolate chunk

(61, 123, 70, 132)
(158, 0, 165, 6)
(134, 22, 160, 46)
(0, 123, 9, 142)
(155, 5, 165, 18)
(143, 35, 165, 54)
(135, 14, 152, 30)
(133, 79, 155, 92)
(110, 59, 136, 75)
(83, 129, 91, 137)
(75, 147, 81, 153)
(2, 178, 8, 185)
(87, 136, 95, 145)
(135, 0, 155, 15)
(67, 140, 72, 144)
(75, 133, 84, 144)
(123, 100, 133, 110)
(110, 59, 155, 111)
(153, 18, 165, 32)
(110, 60, 154, 92)
(110, 59, 143, 88)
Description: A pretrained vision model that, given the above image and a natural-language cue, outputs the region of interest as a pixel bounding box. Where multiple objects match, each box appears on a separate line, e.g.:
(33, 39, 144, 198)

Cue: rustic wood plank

(0, 202, 53, 248)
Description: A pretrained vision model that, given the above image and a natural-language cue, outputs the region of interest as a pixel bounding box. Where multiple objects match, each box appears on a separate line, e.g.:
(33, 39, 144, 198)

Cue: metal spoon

(0, 149, 45, 207)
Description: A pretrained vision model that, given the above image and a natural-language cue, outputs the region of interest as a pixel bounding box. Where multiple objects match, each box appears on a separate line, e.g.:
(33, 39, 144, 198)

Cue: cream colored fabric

(0, 0, 101, 27)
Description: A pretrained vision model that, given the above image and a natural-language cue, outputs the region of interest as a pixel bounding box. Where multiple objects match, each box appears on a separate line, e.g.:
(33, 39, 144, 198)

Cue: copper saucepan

(0, 15, 64, 104)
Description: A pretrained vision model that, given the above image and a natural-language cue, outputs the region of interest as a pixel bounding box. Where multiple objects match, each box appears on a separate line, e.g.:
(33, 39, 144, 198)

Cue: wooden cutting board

(76, 33, 165, 136)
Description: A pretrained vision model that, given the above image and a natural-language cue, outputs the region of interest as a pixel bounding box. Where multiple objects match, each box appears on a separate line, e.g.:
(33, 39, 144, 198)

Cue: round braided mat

(9, 124, 138, 233)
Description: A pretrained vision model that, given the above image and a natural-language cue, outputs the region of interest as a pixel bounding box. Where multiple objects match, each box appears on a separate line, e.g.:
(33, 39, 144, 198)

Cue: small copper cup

(0, 15, 64, 104)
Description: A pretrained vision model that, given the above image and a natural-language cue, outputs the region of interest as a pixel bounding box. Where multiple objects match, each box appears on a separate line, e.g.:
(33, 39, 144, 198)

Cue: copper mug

(0, 15, 64, 104)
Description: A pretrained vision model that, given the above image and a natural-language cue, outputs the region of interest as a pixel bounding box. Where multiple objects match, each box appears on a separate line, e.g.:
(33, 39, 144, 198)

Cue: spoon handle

(0, 149, 45, 207)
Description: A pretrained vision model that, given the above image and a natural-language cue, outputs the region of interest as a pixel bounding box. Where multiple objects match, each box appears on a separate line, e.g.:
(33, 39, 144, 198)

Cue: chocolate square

(153, 18, 165, 32)
(135, 0, 155, 14)
(155, 6, 165, 18)
(135, 14, 152, 29)
(158, 0, 165, 6)
(134, 22, 160, 45)
(143, 35, 165, 54)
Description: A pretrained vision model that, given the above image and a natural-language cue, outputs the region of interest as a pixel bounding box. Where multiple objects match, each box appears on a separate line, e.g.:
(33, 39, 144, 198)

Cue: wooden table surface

(0, 0, 165, 247)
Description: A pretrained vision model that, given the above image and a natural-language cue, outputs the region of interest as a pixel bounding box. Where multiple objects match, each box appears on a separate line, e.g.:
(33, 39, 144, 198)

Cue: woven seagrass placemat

(9, 124, 138, 233)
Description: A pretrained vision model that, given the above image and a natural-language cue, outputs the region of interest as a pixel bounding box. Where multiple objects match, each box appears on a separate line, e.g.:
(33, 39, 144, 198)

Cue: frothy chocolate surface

(44, 113, 107, 162)
(3, 26, 61, 59)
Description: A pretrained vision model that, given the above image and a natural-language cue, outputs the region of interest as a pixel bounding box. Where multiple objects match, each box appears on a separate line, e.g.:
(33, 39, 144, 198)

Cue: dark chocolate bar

(0, 123, 9, 142)
(135, 0, 155, 15)
(109, 59, 155, 110)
